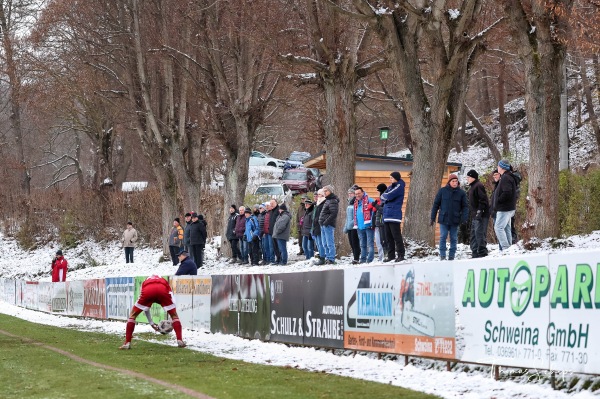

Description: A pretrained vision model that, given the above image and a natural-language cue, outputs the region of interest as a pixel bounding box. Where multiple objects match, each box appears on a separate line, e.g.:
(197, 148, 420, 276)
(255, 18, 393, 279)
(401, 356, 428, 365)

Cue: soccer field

(0, 314, 438, 399)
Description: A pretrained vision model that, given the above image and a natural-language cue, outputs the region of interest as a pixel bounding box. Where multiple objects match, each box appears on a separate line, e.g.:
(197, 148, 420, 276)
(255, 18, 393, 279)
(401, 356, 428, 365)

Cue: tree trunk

(506, 0, 570, 240)
(0, 7, 30, 197)
(559, 59, 569, 171)
(497, 60, 509, 156)
(323, 78, 357, 256)
(479, 69, 492, 115)
(579, 57, 600, 147)
(575, 74, 582, 128)
(461, 108, 468, 152)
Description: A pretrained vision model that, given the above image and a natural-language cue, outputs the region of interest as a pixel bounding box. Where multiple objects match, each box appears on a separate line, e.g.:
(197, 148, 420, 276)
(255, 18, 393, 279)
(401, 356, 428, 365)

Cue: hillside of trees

(0, 0, 598, 251)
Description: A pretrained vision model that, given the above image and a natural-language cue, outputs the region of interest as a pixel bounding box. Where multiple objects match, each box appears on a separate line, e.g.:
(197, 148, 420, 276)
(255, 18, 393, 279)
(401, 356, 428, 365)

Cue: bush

(558, 168, 600, 237)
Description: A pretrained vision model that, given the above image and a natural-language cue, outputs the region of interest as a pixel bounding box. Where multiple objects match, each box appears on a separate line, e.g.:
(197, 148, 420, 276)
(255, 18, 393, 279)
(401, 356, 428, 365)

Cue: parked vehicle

(254, 183, 292, 205)
(283, 151, 311, 169)
(280, 168, 316, 194)
(249, 151, 285, 168)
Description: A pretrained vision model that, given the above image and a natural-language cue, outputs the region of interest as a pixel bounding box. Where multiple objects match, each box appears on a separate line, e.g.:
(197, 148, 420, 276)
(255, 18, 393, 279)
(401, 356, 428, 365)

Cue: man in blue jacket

(381, 172, 407, 262)
(430, 174, 468, 260)
(175, 250, 197, 275)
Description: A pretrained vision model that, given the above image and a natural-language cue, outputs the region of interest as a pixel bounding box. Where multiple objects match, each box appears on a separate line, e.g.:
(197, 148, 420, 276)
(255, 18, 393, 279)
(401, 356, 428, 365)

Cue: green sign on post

(380, 126, 389, 140)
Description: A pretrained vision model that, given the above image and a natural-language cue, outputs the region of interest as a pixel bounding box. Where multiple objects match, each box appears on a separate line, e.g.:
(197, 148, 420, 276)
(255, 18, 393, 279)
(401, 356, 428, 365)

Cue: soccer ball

(158, 319, 173, 335)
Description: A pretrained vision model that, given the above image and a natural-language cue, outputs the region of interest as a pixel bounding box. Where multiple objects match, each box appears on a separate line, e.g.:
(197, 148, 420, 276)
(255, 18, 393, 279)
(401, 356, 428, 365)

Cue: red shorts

(134, 276, 176, 312)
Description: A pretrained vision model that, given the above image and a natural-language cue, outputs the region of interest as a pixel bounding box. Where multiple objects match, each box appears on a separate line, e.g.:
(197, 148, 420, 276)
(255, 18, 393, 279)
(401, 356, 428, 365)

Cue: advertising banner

(394, 263, 456, 359)
(15, 280, 24, 307)
(211, 275, 237, 335)
(106, 277, 135, 320)
(304, 270, 345, 348)
(2, 279, 15, 305)
(52, 283, 67, 313)
(238, 274, 270, 340)
(269, 273, 305, 345)
(547, 252, 600, 374)
(83, 279, 107, 319)
(37, 282, 53, 313)
(23, 281, 39, 310)
(454, 254, 551, 369)
(66, 280, 85, 316)
(192, 276, 212, 331)
(134, 276, 168, 324)
(170, 277, 195, 329)
(344, 266, 396, 353)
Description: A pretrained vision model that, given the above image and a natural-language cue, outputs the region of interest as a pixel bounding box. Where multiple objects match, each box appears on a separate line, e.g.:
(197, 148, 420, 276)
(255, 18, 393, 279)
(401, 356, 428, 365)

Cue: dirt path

(0, 329, 216, 399)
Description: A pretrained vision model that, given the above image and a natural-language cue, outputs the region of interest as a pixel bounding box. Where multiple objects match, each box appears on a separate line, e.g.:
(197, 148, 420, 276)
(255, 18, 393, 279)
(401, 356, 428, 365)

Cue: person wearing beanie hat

(235, 206, 249, 264)
(168, 217, 185, 266)
(52, 250, 68, 282)
(494, 159, 518, 251)
(296, 197, 307, 256)
(121, 221, 138, 264)
(498, 159, 511, 171)
(344, 186, 361, 264)
(376, 183, 387, 194)
(244, 205, 261, 266)
(373, 185, 387, 262)
(319, 185, 340, 264)
(300, 199, 316, 260)
(381, 172, 406, 262)
(466, 169, 489, 258)
(226, 203, 242, 263)
(430, 171, 468, 261)
(273, 202, 292, 265)
(244, 208, 252, 214)
(188, 210, 207, 268)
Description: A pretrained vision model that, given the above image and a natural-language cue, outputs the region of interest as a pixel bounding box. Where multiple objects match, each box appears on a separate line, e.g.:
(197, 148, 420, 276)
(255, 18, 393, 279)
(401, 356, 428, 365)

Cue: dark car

(280, 168, 316, 194)
(283, 151, 311, 170)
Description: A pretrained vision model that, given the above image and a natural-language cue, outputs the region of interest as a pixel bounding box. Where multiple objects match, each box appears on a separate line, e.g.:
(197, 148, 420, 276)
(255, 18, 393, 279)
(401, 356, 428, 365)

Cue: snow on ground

(1, 231, 600, 398)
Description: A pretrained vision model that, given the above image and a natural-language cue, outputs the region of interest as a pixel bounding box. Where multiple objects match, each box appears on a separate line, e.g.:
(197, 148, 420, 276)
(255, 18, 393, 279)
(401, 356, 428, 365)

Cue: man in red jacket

(119, 275, 186, 349)
(51, 250, 68, 282)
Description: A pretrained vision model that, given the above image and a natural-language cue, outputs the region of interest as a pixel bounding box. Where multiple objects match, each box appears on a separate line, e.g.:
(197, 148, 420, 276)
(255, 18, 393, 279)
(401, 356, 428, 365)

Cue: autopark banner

(454, 254, 552, 369)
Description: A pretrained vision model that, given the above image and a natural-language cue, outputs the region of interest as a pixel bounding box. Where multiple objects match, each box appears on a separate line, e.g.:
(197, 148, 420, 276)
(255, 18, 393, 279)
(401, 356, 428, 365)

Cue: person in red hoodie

(51, 250, 68, 282)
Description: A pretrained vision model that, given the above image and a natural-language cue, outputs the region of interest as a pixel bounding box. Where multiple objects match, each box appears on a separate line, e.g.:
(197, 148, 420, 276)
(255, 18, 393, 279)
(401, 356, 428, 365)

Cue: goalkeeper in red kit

(119, 275, 186, 349)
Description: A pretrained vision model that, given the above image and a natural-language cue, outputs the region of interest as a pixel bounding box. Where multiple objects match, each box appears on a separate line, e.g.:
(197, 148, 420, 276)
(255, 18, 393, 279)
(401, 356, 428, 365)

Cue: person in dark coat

(296, 196, 307, 256)
(373, 183, 387, 262)
(311, 189, 326, 265)
(301, 200, 315, 260)
(257, 203, 267, 263)
(268, 200, 281, 264)
(188, 212, 207, 267)
(235, 206, 248, 264)
(261, 202, 274, 265)
(226, 205, 241, 263)
(273, 204, 292, 265)
(494, 159, 517, 251)
(318, 185, 339, 264)
(430, 174, 469, 260)
(183, 212, 192, 251)
(381, 171, 407, 262)
(466, 169, 490, 258)
(175, 250, 197, 275)
(244, 208, 261, 266)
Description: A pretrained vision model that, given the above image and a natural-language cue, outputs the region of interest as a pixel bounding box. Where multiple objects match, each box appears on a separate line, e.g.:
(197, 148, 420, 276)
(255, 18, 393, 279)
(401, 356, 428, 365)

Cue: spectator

(466, 170, 490, 258)
(301, 199, 315, 260)
(188, 212, 207, 267)
(51, 249, 68, 282)
(244, 208, 261, 266)
(226, 205, 241, 263)
(235, 206, 248, 264)
(273, 203, 292, 265)
(168, 218, 184, 266)
(381, 172, 406, 262)
(353, 186, 375, 263)
(296, 196, 307, 256)
(183, 212, 192, 251)
(430, 173, 468, 260)
(311, 189, 326, 265)
(343, 187, 361, 264)
(373, 183, 388, 262)
(319, 185, 339, 265)
(175, 249, 197, 275)
(121, 222, 138, 263)
(257, 203, 267, 263)
(119, 275, 186, 349)
(490, 170, 500, 221)
(268, 200, 281, 264)
(494, 159, 518, 251)
(261, 202, 274, 265)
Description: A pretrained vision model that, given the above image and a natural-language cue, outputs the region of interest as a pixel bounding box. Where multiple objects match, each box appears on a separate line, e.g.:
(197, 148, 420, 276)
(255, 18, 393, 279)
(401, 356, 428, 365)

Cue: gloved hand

(252, 235, 259, 242)
(429, 220, 435, 227)
(475, 210, 482, 221)
(150, 323, 160, 332)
